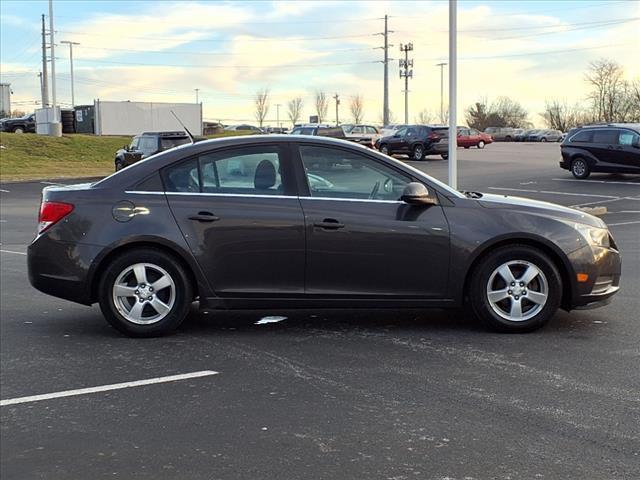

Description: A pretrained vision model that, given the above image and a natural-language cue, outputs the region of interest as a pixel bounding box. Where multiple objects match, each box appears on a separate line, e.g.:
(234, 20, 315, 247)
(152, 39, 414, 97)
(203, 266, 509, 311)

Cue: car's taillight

(428, 132, 441, 140)
(38, 201, 74, 234)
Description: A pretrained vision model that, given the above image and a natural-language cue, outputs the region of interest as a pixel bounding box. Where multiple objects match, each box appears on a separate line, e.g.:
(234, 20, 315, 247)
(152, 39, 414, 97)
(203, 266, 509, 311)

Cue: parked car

(0, 113, 36, 133)
(264, 127, 288, 134)
(114, 131, 191, 171)
(559, 123, 640, 179)
(28, 135, 621, 337)
(289, 125, 346, 138)
(224, 124, 264, 133)
(376, 125, 449, 160)
(343, 124, 382, 147)
(516, 129, 539, 142)
(528, 129, 563, 142)
(457, 127, 493, 149)
(379, 124, 408, 137)
(484, 127, 518, 142)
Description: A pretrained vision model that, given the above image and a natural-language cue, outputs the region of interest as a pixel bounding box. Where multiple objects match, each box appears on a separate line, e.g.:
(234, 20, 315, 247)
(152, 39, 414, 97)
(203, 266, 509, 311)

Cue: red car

(457, 127, 493, 149)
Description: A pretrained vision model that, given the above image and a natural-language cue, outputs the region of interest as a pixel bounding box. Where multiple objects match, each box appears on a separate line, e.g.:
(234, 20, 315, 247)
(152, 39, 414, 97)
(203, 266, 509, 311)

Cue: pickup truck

(0, 114, 36, 133)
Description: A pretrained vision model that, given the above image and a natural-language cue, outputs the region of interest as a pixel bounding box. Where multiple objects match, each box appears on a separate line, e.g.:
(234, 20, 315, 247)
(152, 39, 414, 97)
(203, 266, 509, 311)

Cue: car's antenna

(171, 110, 195, 144)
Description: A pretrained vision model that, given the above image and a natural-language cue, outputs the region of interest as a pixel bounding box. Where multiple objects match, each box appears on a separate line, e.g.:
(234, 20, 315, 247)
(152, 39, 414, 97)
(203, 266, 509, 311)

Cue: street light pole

(448, 0, 457, 190)
(276, 103, 281, 129)
(436, 62, 447, 124)
(61, 40, 79, 107)
(194, 88, 200, 103)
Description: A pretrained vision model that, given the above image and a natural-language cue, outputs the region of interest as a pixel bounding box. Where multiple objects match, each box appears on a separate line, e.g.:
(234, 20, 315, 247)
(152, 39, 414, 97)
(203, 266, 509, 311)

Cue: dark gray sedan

(28, 136, 621, 336)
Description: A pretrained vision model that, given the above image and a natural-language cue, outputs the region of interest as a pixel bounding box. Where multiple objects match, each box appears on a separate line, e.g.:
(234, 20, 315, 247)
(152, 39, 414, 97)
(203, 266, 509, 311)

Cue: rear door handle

(313, 218, 345, 229)
(189, 211, 220, 222)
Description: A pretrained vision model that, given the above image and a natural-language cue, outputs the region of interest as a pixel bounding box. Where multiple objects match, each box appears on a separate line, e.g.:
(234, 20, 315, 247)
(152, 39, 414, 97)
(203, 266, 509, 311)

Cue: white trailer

(94, 100, 203, 136)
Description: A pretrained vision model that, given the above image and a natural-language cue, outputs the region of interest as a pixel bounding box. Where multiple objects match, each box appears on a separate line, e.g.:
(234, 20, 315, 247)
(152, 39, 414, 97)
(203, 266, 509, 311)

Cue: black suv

(115, 131, 191, 171)
(560, 123, 640, 179)
(376, 125, 449, 160)
(0, 113, 36, 133)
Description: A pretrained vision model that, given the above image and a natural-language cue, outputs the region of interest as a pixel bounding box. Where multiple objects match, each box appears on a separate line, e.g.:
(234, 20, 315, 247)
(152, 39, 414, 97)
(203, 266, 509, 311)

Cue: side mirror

(401, 182, 437, 206)
(393, 133, 400, 138)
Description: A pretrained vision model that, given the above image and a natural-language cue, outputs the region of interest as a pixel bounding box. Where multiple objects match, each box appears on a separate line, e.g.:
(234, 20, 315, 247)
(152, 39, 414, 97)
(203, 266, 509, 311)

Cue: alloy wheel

(112, 263, 176, 325)
(486, 260, 548, 322)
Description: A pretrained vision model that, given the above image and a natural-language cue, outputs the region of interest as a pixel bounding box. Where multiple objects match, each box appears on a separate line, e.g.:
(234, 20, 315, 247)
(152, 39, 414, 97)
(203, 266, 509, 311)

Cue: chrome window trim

(124, 190, 404, 204)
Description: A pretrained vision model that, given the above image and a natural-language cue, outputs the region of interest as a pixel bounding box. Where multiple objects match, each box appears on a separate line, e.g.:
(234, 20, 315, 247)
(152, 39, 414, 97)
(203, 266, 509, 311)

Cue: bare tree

(287, 97, 303, 126)
(465, 97, 528, 130)
(254, 88, 270, 128)
(541, 100, 576, 131)
(315, 91, 329, 123)
(349, 95, 364, 123)
(585, 59, 625, 122)
(415, 108, 434, 124)
(378, 109, 397, 126)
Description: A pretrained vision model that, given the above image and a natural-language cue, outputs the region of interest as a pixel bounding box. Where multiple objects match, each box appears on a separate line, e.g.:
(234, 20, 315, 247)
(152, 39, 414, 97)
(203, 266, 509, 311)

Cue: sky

(1, 0, 639, 127)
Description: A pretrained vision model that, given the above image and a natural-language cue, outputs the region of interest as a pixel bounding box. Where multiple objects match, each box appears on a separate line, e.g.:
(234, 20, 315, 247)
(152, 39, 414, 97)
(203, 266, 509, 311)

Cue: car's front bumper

(567, 244, 621, 310)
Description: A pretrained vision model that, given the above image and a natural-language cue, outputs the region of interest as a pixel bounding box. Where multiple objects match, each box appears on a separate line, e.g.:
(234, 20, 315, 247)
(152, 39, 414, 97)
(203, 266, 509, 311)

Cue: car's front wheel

(477, 140, 485, 149)
(469, 245, 561, 333)
(412, 144, 425, 161)
(13, 127, 24, 134)
(571, 158, 590, 179)
(441, 153, 449, 160)
(98, 248, 193, 337)
(380, 144, 390, 155)
(115, 159, 124, 171)
(540, 137, 547, 142)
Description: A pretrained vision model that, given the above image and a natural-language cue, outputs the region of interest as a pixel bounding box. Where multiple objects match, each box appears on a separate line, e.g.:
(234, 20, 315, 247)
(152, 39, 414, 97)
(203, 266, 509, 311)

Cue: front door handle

(313, 218, 345, 229)
(189, 211, 220, 222)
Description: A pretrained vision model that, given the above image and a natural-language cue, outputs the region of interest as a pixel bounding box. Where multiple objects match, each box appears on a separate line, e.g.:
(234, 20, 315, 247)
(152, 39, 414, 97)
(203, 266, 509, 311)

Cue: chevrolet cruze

(28, 135, 621, 337)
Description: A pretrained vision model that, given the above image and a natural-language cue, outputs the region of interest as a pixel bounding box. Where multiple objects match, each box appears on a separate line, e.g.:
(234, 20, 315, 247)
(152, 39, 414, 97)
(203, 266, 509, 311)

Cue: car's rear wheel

(504, 136, 512, 142)
(469, 245, 561, 333)
(477, 140, 485, 149)
(441, 153, 449, 160)
(380, 144, 390, 155)
(115, 160, 124, 171)
(571, 158, 590, 179)
(98, 248, 193, 337)
(412, 144, 425, 161)
(13, 127, 24, 134)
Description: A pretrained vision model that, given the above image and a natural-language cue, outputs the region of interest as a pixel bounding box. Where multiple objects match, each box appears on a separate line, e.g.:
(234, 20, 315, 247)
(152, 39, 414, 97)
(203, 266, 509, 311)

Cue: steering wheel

(369, 180, 381, 200)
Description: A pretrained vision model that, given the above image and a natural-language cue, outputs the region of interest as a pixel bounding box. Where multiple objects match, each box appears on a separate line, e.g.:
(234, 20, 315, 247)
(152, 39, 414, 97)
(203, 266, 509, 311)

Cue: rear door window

(592, 129, 618, 144)
(570, 130, 593, 143)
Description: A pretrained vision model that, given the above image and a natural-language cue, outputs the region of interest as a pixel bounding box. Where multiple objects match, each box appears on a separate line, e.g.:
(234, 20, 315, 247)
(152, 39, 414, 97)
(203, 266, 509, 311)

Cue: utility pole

(40, 14, 49, 107)
(436, 62, 447, 124)
(399, 43, 414, 124)
(194, 88, 199, 103)
(376, 15, 393, 126)
(49, 0, 57, 114)
(275, 103, 281, 129)
(448, 0, 457, 189)
(333, 93, 340, 126)
(61, 40, 79, 106)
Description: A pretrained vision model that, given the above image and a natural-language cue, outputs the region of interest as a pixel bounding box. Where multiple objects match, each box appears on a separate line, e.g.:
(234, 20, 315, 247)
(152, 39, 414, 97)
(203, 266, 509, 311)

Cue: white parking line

(0, 189, 10, 193)
(552, 178, 640, 186)
(487, 187, 618, 199)
(0, 370, 219, 407)
(0, 249, 26, 255)
(40, 181, 62, 185)
(607, 221, 640, 227)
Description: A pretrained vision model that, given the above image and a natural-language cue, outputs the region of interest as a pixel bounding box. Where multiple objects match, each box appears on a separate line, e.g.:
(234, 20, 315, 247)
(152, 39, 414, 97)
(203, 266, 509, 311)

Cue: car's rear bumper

(28, 236, 101, 305)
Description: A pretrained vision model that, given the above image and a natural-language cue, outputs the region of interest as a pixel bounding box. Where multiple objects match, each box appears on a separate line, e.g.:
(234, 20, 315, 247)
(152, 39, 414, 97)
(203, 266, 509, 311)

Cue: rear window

(570, 130, 593, 143)
(160, 137, 190, 149)
(432, 128, 449, 137)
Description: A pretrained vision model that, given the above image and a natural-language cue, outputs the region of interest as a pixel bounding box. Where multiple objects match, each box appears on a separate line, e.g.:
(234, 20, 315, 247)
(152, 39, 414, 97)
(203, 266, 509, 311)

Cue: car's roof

(140, 131, 188, 137)
(579, 123, 640, 131)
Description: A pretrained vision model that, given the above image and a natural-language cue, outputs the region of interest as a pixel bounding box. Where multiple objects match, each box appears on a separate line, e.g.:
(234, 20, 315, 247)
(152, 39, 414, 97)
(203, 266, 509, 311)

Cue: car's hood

(477, 193, 605, 228)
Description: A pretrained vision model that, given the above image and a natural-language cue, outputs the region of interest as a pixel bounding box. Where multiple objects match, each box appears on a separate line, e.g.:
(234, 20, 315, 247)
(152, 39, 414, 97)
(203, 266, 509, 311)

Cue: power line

(72, 44, 377, 56)
(77, 58, 380, 69)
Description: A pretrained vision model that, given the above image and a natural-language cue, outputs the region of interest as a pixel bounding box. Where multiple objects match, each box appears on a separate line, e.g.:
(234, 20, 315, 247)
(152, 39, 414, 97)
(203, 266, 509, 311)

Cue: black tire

(571, 157, 590, 179)
(441, 153, 448, 160)
(115, 159, 124, 171)
(540, 137, 547, 142)
(380, 144, 390, 155)
(98, 248, 193, 337)
(477, 140, 485, 149)
(504, 136, 512, 142)
(412, 144, 425, 161)
(469, 244, 562, 333)
(13, 126, 25, 134)
(464, 146, 470, 149)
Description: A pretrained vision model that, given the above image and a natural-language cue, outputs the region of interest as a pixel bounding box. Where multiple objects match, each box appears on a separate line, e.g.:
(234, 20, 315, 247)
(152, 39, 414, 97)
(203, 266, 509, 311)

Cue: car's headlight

(574, 224, 610, 248)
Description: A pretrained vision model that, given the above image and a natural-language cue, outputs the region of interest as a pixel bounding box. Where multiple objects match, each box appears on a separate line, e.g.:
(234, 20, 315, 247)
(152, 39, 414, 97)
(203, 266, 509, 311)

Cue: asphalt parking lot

(1, 143, 639, 479)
